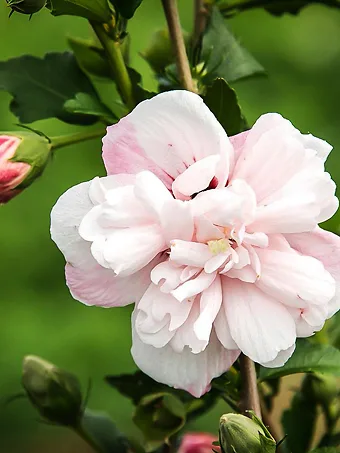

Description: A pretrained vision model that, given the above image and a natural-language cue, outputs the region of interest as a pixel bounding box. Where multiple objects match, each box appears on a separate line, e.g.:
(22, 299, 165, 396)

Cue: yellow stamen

(208, 238, 230, 255)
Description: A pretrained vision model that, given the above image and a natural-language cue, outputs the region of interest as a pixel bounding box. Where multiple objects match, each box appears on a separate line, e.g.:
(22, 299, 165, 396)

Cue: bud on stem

(22, 355, 83, 426)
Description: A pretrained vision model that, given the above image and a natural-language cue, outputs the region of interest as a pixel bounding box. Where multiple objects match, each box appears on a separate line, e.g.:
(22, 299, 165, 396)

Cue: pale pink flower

(0, 135, 31, 203)
(178, 433, 217, 453)
(51, 91, 340, 397)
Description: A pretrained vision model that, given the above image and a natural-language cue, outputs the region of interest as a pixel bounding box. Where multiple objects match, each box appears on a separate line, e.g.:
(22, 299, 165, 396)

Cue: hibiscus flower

(51, 91, 340, 397)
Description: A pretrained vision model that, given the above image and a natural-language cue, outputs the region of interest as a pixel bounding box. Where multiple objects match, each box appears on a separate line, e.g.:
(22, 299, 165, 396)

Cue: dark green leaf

(48, 0, 111, 22)
(0, 52, 112, 125)
(109, 0, 143, 19)
(201, 7, 265, 84)
(259, 339, 340, 381)
(81, 409, 131, 453)
(133, 392, 186, 451)
(310, 447, 340, 453)
(106, 370, 220, 423)
(203, 78, 247, 136)
(281, 376, 317, 453)
(127, 67, 156, 103)
(68, 36, 111, 79)
(64, 93, 116, 122)
(327, 311, 340, 349)
(218, 0, 340, 18)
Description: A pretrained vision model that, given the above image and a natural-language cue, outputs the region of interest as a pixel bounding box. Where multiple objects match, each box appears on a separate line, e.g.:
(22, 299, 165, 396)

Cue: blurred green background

(1, 1, 340, 451)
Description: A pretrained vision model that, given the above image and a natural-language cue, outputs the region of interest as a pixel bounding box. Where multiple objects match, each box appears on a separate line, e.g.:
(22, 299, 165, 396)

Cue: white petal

(171, 271, 216, 302)
(195, 215, 224, 243)
(161, 199, 194, 244)
(285, 227, 340, 318)
(256, 248, 336, 308)
(134, 171, 173, 218)
(172, 155, 220, 199)
(170, 240, 212, 267)
(224, 279, 296, 364)
(131, 315, 240, 398)
(51, 181, 94, 268)
(260, 344, 296, 368)
(151, 261, 183, 293)
(194, 276, 223, 342)
(104, 225, 166, 276)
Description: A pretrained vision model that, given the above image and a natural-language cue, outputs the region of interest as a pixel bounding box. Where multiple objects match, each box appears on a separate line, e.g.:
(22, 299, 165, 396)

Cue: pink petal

(256, 248, 335, 308)
(285, 227, 340, 317)
(103, 91, 232, 186)
(65, 255, 163, 307)
(131, 313, 240, 397)
(172, 155, 220, 200)
(260, 344, 296, 368)
(224, 278, 296, 364)
(194, 275, 223, 343)
(231, 113, 337, 232)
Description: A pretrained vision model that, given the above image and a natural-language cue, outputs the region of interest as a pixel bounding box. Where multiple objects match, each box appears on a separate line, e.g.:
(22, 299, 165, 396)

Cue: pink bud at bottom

(179, 433, 218, 453)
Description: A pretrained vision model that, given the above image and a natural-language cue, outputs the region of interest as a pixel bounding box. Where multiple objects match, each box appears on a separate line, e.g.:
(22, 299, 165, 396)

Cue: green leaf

(109, 0, 143, 19)
(0, 52, 112, 125)
(310, 448, 340, 453)
(203, 78, 247, 136)
(106, 370, 220, 422)
(281, 377, 317, 453)
(201, 7, 265, 84)
(48, 0, 111, 22)
(67, 36, 111, 79)
(127, 67, 156, 103)
(218, 0, 340, 18)
(133, 392, 186, 451)
(64, 93, 116, 122)
(259, 339, 340, 381)
(81, 409, 131, 453)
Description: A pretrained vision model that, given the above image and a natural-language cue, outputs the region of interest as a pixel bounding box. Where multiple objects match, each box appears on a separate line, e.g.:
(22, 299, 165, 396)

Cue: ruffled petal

(256, 248, 335, 308)
(51, 181, 95, 269)
(103, 91, 232, 187)
(131, 313, 240, 397)
(65, 255, 163, 307)
(285, 227, 340, 317)
(224, 279, 296, 364)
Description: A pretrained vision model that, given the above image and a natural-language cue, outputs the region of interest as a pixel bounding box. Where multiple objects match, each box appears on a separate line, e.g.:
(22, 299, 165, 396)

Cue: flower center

(207, 238, 230, 254)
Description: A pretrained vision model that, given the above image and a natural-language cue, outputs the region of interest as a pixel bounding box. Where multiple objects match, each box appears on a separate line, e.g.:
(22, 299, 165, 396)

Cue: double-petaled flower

(51, 91, 340, 397)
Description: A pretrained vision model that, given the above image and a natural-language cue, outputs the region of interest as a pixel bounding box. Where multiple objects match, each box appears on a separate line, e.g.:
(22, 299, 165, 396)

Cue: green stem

(73, 424, 104, 453)
(51, 129, 105, 150)
(90, 21, 135, 111)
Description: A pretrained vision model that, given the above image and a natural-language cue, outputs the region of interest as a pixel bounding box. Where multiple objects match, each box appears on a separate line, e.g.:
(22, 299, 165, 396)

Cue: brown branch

(239, 354, 262, 418)
(192, 0, 208, 51)
(161, 0, 195, 92)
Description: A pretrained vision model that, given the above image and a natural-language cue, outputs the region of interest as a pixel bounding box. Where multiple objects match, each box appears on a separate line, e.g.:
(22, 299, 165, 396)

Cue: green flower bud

(219, 413, 276, 453)
(141, 28, 190, 74)
(6, 0, 46, 15)
(22, 355, 83, 426)
(0, 131, 52, 203)
(304, 373, 338, 407)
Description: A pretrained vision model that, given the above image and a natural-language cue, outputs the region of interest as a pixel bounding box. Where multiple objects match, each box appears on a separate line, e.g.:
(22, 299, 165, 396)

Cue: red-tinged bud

(0, 132, 51, 204)
(179, 433, 218, 453)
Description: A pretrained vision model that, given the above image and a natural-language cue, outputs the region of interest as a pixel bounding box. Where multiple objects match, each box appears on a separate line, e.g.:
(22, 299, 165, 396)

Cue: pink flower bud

(0, 132, 51, 204)
(0, 136, 30, 203)
(179, 433, 218, 453)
